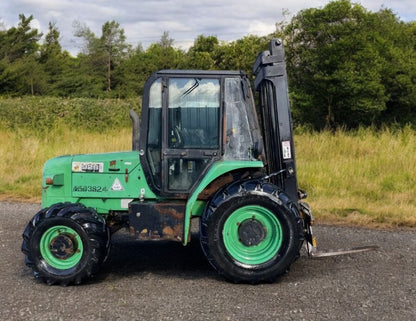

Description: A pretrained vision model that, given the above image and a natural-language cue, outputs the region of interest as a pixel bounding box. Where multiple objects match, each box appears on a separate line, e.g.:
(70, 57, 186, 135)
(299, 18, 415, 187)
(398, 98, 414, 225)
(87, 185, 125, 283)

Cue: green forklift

(21, 39, 374, 285)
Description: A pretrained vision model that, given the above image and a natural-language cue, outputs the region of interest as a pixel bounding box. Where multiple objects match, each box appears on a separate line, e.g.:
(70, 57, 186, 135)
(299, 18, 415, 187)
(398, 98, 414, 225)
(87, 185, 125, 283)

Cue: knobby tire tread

(21, 203, 110, 286)
(200, 180, 304, 283)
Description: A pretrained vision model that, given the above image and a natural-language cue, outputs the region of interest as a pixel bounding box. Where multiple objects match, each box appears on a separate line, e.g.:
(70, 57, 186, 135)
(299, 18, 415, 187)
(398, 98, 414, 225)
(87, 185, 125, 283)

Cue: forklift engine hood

(42, 151, 156, 210)
(70, 151, 141, 198)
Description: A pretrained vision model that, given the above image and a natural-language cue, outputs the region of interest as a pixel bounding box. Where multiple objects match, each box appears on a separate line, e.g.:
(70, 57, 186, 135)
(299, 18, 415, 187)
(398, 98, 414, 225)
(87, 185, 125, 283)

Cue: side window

(224, 78, 253, 160)
(147, 78, 162, 188)
(168, 78, 220, 149)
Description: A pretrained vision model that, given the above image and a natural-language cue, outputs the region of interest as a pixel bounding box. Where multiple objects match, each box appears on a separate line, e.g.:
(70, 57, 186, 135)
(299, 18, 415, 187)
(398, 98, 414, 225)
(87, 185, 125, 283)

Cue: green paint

(183, 160, 263, 245)
(40, 225, 84, 270)
(51, 173, 64, 186)
(222, 205, 282, 265)
(42, 151, 157, 212)
(191, 200, 207, 217)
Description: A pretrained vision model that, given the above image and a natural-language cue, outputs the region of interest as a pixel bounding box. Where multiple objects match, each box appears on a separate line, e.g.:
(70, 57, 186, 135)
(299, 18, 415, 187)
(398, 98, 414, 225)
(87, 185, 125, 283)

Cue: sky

(0, 0, 415, 56)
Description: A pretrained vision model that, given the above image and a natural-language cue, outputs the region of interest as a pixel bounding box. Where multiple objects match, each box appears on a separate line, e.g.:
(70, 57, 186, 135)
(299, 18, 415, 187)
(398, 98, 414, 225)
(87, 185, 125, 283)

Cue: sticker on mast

(282, 141, 292, 159)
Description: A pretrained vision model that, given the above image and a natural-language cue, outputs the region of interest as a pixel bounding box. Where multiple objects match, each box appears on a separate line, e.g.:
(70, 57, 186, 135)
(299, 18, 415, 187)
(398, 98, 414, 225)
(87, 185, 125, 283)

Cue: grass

(295, 126, 416, 228)
(0, 126, 131, 201)
(1, 124, 415, 228)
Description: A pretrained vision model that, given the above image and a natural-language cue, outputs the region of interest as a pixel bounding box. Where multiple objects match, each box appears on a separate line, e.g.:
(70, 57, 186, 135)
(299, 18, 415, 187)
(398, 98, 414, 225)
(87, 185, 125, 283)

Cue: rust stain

(153, 203, 184, 220)
(162, 226, 174, 236)
(129, 201, 185, 242)
(136, 227, 183, 241)
(198, 173, 234, 200)
(129, 226, 135, 236)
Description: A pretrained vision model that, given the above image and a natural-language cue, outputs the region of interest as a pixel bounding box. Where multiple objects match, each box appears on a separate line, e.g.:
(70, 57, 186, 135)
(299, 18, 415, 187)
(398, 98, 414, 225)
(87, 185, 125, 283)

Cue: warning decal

(111, 178, 124, 191)
(282, 141, 292, 159)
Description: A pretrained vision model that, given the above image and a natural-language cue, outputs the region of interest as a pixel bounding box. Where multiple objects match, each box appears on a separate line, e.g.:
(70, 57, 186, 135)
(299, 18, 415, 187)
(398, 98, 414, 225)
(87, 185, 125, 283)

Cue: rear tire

(200, 180, 303, 283)
(22, 203, 110, 285)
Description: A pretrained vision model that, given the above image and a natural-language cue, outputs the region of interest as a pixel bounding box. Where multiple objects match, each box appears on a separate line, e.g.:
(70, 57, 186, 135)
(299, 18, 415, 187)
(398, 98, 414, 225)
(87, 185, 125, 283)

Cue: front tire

(22, 203, 110, 285)
(200, 180, 304, 283)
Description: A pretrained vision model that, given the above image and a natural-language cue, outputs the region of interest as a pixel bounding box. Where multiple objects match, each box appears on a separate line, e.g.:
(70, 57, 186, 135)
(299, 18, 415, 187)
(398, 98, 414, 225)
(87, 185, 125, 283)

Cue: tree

(146, 32, 185, 70)
(41, 22, 62, 60)
(0, 14, 43, 95)
(73, 20, 129, 95)
(186, 35, 220, 69)
(114, 32, 186, 97)
(217, 35, 268, 75)
(72, 22, 103, 96)
(370, 11, 416, 125)
(101, 20, 129, 91)
(159, 31, 174, 49)
(18, 55, 47, 95)
(0, 14, 42, 62)
(112, 45, 144, 97)
(39, 22, 68, 95)
(284, 0, 389, 129)
(73, 20, 98, 55)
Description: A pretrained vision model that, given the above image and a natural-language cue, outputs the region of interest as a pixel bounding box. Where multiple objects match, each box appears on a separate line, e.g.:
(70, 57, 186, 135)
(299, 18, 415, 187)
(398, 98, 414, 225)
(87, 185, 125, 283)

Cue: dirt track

(0, 202, 415, 321)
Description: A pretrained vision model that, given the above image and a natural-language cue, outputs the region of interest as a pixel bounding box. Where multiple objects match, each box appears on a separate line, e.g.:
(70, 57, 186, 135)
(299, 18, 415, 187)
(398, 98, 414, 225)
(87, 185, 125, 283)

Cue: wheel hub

(238, 219, 266, 246)
(49, 234, 76, 260)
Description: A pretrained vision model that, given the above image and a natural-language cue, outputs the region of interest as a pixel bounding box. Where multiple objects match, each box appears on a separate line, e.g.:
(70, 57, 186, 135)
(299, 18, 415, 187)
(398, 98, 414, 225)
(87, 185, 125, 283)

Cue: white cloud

(248, 21, 276, 37)
(0, 18, 6, 30)
(29, 18, 41, 32)
(0, 0, 414, 56)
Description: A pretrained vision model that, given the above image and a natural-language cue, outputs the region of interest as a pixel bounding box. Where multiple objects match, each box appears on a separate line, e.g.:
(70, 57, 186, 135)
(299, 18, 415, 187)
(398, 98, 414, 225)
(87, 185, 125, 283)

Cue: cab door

(163, 77, 221, 193)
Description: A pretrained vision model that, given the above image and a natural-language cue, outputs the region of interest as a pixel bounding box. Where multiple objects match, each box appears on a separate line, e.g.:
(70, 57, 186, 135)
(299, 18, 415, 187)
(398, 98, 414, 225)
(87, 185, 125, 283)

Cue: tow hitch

(299, 201, 378, 258)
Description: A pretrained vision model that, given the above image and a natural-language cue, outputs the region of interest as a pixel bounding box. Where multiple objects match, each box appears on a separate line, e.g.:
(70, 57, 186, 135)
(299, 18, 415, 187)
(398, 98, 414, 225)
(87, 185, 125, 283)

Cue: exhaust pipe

(129, 109, 140, 150)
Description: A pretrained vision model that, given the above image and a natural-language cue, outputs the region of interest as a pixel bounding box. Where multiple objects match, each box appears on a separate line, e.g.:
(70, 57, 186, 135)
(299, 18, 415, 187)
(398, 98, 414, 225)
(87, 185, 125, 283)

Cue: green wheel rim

(222, 205, 283, 265)
(40, 225, 84, 270)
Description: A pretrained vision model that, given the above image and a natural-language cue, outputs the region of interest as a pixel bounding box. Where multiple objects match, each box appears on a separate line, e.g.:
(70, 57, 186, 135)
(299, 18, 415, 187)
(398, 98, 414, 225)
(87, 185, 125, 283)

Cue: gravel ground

(0, 202, 415, 321)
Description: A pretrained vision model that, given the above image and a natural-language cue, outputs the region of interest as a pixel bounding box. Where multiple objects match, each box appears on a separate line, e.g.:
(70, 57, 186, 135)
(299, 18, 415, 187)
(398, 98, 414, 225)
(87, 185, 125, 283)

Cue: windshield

(223, 77, 254, 160)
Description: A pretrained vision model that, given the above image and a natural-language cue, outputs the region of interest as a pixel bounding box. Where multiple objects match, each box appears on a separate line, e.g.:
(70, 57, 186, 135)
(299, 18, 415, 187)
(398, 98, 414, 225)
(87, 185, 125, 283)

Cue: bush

(0, 96, 141, 133)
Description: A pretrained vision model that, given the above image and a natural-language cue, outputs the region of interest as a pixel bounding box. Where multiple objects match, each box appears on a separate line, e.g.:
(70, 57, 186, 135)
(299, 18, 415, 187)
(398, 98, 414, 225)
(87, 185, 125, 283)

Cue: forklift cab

(137, 70, 263, 197)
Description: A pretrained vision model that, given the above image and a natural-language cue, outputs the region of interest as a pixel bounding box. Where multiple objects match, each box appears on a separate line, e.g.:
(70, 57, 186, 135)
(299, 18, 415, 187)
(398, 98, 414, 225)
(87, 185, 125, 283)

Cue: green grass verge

(295, 126, 416, 228)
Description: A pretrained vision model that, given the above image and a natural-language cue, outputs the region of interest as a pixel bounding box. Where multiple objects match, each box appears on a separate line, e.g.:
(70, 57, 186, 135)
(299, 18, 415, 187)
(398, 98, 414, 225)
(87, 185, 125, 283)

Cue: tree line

(0, 0, 415, 129)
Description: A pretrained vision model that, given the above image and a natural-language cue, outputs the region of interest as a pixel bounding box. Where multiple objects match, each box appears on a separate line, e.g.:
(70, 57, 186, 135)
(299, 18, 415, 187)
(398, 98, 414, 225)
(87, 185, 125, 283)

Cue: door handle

(163, 151, 187, 157)
(203, 151, 217, 156)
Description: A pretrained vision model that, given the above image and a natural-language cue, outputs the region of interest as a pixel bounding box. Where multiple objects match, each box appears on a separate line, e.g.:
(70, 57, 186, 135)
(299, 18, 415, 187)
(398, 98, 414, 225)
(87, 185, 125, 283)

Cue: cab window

(168, 78, 220, 149)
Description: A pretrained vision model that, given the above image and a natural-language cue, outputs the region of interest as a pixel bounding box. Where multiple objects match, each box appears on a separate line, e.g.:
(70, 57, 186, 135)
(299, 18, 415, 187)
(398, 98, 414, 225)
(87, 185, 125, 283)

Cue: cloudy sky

(1, 0, 415, 55)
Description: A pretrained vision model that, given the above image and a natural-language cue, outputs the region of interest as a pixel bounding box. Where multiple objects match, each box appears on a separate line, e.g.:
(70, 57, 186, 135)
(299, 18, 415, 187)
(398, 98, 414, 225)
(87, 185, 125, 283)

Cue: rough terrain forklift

(21, 39, 374, 285)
